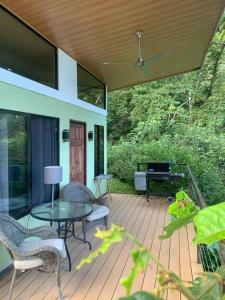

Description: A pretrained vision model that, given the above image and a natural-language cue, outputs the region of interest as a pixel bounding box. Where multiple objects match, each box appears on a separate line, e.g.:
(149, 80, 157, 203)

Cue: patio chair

(0, 213, 66, 300)
(61, 182, 109, 242)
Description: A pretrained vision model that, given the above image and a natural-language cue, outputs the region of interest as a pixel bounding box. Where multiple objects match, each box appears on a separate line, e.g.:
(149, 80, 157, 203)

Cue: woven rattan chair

(0, 213, 66, 300)
(61, 182, 109, 244)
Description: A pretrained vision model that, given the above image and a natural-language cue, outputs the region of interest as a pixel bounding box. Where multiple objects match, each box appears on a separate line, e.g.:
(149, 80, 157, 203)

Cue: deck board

(83, 196, 144, 300)
(142, 200, 167, 292)
(108, 197, 157, 300)
(0, 194, 201, 300)
(167, 230, 181, 300)
(112, 198, 163, 300)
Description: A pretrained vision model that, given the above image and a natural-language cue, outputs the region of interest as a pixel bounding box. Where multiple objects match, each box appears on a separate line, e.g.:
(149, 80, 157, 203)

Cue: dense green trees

(108, 18, 225, 205)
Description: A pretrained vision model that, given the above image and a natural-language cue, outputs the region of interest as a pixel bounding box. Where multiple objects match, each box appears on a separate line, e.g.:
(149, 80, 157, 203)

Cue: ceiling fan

(102, 30, 166, 73)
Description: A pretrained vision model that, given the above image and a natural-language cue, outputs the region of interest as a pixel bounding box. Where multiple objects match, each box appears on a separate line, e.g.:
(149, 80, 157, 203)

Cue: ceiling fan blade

(141, 65, 151, 75)
(144, 52, 167, 65)
(102, 62, 132, 65)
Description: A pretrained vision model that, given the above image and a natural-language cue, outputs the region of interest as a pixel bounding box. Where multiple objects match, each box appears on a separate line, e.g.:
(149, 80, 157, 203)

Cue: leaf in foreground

(193, 202, 225, 244)
(119, 291, 163, 300)
(159, 211, 197, 240)
(121, 248, 150, 295)
(216, 266, 225, 280)
(187, 273, 224, 300)
(76, 224, 126, 270)
(168, 191, 198, 218)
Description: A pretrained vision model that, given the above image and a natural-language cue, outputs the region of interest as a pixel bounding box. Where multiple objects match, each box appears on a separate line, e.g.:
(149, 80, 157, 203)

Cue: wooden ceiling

(1, 0, 225, 90)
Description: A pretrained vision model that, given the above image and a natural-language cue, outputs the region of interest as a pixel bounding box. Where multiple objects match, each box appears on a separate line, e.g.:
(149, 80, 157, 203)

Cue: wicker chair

(61, 182, 109, 244)
(0, 213, 66, 300)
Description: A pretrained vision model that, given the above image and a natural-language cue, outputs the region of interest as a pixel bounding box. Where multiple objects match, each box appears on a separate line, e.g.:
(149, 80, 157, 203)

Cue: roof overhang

(1, 0, 225, 91)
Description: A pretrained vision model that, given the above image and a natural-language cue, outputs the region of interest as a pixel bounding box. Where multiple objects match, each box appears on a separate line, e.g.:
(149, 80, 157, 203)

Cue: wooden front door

(70, 122, 86, 184)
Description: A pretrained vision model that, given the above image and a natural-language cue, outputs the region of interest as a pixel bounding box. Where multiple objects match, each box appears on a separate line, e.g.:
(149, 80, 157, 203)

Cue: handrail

(185, 165, 224, 271)
(186, 165, 206, 208)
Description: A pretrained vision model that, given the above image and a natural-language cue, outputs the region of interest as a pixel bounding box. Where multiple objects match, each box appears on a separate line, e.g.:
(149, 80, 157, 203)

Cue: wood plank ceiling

(1, 0, 225, 90)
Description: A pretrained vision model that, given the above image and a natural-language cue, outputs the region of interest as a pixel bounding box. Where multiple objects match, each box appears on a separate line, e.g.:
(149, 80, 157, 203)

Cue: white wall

(0, 49, 107, 116)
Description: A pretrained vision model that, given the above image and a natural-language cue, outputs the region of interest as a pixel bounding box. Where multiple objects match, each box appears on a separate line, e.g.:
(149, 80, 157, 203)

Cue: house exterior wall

(0, 50, 107, 273)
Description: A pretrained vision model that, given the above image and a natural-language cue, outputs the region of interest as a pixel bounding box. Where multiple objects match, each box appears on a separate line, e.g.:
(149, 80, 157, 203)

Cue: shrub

(108, 138, 225, 205)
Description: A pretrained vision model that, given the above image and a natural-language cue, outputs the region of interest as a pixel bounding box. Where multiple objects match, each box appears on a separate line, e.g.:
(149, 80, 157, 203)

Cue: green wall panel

(0, 81, 107, 273)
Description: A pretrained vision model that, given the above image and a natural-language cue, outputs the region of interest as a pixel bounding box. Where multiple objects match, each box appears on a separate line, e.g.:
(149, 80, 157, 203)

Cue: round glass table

(31, 200, 93, 271)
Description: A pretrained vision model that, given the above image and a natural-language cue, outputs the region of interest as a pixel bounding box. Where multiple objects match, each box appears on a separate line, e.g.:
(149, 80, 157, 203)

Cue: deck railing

(185, 165, 223, 272)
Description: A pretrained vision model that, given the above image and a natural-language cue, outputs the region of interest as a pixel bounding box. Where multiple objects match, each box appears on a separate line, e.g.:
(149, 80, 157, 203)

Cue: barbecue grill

(137, 162, 184, 202)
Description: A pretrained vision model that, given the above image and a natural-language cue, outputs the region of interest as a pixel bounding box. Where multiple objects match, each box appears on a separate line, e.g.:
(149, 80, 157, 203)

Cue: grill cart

(134, 162, 184, 202)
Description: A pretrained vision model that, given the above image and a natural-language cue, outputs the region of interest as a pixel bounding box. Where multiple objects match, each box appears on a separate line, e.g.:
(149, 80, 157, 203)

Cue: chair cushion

(86, 204, 109, 222)
(21, 238, 67, 258)
(14, 256, 44, 270)
(14, 239, 66, 270)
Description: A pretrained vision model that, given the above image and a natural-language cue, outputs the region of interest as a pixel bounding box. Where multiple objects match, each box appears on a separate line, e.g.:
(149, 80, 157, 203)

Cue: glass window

(77, 64, 106, 109)
(0, 112, 29, 218)
(0, 6, 57, 89)
(94, 125, 105, 176)
(0, 110, 59, 219)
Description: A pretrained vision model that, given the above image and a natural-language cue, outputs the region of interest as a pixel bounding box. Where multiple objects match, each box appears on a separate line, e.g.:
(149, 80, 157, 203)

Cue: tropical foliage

(168, 191, 198, 218)
(193, 202, 225, 245)
(77, 225, 225, 299)
(160, 192, 225, 246)
(107, 17, 225, 205)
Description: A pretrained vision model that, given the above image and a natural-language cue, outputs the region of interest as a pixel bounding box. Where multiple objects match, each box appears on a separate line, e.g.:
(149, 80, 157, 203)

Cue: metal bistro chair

(0, 213, 67, 300)
(61, 182, 109, 247)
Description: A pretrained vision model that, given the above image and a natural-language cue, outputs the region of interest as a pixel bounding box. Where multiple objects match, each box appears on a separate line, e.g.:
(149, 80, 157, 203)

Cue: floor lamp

(44, 166, 62, 208)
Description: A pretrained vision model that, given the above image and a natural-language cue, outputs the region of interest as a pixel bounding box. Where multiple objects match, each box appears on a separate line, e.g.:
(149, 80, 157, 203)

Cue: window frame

(0, 108, 59, 219)
(94, 125, 105, 177)
(0, 5, 58, 89)
(77, 64, 106, 109)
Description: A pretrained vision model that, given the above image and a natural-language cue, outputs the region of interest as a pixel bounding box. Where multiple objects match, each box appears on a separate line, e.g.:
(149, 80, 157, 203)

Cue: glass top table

(31, 200, 93, 222)
(30, 200, 93, 271)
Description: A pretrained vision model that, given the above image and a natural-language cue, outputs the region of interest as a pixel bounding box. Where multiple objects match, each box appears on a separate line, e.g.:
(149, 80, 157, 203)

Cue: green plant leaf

(76, 224, 126, 269)
(119, 291, 162, 300)
(121, 247, 150, 295)
(159, 211, 197, 240)
(168, 191, 198, 218)
(176, 191, 189, 201)
(193, 202, 225, 244)
(216, 266, 225, 280)
(187, 274, 223, 300)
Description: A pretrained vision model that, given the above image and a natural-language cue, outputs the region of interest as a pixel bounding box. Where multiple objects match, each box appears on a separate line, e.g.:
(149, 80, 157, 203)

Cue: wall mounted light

(88, 131, 93, 141)
(62, 129, 70, 142)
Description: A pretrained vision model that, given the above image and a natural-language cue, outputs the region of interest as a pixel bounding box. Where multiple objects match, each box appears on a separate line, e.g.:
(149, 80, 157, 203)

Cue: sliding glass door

(0, 110, 59, 218)
(94, 125, 105, 177)
(0, 112, 28, 218)
(30, 115, 59, 207)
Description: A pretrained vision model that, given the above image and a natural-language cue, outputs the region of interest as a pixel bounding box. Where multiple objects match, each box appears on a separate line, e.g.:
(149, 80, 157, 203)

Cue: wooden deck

(0, 194, 201, 300)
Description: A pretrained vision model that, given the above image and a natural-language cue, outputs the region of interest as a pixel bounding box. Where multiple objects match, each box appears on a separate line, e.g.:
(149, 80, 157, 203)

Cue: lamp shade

(44, 166, 63, 184)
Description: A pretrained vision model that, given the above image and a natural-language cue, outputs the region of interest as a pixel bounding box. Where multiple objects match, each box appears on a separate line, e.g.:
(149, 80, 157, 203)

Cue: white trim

(76, 98, 107, 115)
(0, 49, 107, 116)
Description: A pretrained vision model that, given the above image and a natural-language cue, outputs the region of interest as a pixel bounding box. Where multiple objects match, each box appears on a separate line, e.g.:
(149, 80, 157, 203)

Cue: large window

(94, 125, 105, 176)
(0, 110, 59, 218)
(0, 6, 57, 89)
(77, 64, 106, 109)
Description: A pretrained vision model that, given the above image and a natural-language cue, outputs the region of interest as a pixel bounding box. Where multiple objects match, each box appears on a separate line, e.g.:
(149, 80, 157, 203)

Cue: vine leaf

(168, 190, 199, 218)
(187, 274, 223, 299)
(121, 247, 150, 295)
(193, 202, 225, 244)
(119, 291, 163, 300)
(76, 223, 126, 270)
(159, 211, 197, 240)
(216, 266, 225, 280)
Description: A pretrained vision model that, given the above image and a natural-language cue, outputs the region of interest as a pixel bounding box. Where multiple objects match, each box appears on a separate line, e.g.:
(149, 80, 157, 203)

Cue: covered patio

(0, 194, 200, 300)
(0, 1, 224, 299)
